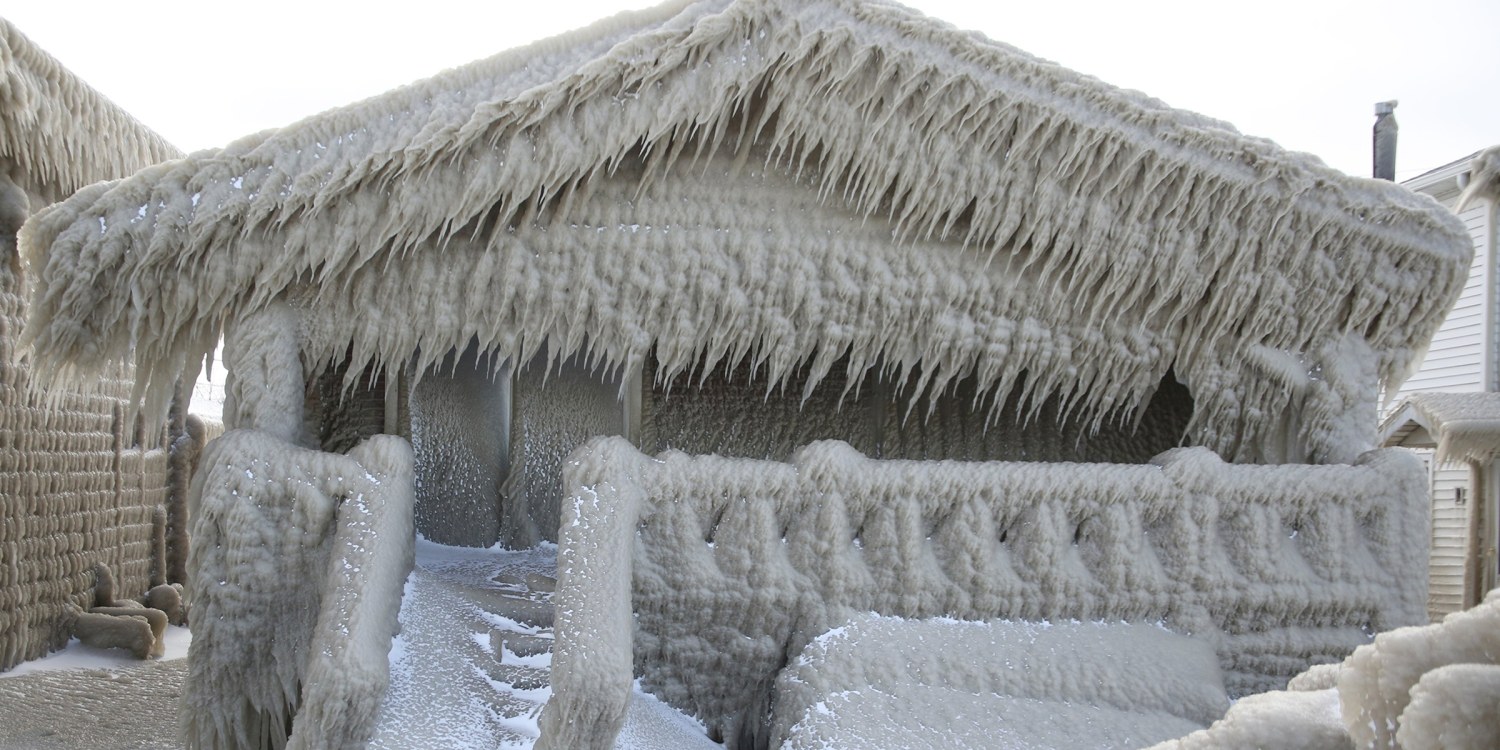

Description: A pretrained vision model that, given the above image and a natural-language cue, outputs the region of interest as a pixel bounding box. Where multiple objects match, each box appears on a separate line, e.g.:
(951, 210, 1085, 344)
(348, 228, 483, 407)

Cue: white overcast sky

(7, 0, 1498, 181)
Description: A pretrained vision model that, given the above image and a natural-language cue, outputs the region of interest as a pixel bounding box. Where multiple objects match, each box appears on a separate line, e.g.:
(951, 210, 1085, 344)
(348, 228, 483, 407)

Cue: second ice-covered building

(14, 0, 1475, 748)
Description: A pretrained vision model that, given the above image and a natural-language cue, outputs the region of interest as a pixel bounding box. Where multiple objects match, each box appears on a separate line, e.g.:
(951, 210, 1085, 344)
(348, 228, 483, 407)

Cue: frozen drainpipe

(1373, 100, 1399, 180)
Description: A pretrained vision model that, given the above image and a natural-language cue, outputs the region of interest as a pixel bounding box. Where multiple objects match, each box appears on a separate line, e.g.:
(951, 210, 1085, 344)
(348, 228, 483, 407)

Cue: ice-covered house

(13, 0, 1474, 747)
(1379, 147, 1500, 620)
(0, 17, 186, 671)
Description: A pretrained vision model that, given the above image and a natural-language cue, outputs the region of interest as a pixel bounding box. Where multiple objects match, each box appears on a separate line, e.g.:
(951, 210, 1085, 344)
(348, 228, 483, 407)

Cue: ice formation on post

(540, 436, 1429, 749)
(180, 430, 413, 750)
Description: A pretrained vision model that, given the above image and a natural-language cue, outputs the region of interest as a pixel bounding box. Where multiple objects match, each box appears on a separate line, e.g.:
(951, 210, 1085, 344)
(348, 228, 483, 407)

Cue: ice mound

(772, 615, 1226, 750)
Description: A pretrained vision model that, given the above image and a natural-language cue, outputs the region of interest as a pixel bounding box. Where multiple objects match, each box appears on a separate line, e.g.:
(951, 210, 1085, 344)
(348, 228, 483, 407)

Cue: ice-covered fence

(538, 437, 1428, 750)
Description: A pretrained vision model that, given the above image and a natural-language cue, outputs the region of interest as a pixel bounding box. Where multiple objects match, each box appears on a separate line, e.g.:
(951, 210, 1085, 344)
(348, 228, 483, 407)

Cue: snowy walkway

(372, 539, 721, 750)
(371, 541, 560, 748)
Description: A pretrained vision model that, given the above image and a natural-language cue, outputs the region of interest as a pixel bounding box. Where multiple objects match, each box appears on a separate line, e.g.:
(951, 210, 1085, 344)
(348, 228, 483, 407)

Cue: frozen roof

(1380, 392, 1500, 464)
(17, 0, 1471, 458)
(0, 17, 181, 202)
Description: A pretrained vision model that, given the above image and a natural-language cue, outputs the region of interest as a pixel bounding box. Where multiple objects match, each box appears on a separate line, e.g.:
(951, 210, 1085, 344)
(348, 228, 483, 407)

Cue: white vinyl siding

(1426, 455, 1470, 620)
(1391, 158, 1494, 620)
(1392, 194, 1490, 400)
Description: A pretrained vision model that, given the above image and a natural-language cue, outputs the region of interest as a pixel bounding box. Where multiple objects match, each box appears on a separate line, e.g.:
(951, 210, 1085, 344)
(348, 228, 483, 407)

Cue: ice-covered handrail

(181, 430, 415, 750)
(539, 436, 1428, 749)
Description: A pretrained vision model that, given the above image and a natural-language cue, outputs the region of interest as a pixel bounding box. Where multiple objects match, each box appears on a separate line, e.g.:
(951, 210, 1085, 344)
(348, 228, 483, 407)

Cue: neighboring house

(0, 17, 188, 671)
(14, 0, 1473, 747)
(1380, 146, 1500, 619)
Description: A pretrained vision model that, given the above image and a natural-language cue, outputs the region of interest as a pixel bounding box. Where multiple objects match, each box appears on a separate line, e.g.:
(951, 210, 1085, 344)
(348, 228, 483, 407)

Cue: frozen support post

(221, 301, 306, 442)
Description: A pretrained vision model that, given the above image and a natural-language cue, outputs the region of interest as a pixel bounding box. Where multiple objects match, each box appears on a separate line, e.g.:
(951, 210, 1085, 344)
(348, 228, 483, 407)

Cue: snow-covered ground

(373, 538, 721, 749)
(0, 623, 192, 680)
(0, 538, 716, 749)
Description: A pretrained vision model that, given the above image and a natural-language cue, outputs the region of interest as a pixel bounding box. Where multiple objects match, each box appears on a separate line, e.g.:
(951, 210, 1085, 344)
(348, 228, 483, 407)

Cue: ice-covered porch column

(183, 298, 417, 750)
(221, 300, 307, 443)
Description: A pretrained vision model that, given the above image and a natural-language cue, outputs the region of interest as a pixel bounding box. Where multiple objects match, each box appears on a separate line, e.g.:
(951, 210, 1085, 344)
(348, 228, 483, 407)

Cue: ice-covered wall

(181, 429, 414, 750)
(503, 353, 624, 548)
(539, 437, 1429, 749)
(1, 174, 170, 672)
(410, 346, 508, 547)
(643, 357, 1193, 462)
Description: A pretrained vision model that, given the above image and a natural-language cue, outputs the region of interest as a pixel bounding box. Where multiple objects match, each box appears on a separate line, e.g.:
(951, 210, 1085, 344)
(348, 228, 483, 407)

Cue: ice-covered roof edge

(0, 17, 182, 203)
(15, 0, 1473, 461)
(1379, 392, 1500, 464)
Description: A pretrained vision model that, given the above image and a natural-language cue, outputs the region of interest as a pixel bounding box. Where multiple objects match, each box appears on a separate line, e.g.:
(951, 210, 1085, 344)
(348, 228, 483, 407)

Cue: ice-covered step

(493, 630, 554, 659)
(370, 542, 558, 749)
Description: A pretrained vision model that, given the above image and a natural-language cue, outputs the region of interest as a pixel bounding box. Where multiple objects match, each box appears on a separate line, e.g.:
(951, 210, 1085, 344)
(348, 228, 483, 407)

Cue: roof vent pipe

(1373, 100, 1399, 180)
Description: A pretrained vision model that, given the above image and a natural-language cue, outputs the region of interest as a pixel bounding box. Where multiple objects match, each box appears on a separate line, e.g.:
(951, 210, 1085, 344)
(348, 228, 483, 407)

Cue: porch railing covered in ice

(537, 436, 1429, 750)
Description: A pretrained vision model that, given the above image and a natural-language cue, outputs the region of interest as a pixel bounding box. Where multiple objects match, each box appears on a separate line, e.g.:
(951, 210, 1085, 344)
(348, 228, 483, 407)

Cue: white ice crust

(773, 615, 1226, 749)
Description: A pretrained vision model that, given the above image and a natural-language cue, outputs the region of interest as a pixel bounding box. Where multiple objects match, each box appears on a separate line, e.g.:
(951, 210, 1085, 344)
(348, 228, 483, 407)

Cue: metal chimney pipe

(1373, 100, 1399, 180)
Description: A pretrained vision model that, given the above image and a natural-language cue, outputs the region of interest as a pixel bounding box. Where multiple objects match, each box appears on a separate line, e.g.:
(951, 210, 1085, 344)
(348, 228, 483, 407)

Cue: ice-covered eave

(0, 18, 181, 203)
(1380, 392, 1500, 465)
(15, 0, 1472, 454)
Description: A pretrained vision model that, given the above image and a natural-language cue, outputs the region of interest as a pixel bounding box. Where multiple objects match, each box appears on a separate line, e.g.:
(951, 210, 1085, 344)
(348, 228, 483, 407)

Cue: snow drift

(772, 616, 1225, 749)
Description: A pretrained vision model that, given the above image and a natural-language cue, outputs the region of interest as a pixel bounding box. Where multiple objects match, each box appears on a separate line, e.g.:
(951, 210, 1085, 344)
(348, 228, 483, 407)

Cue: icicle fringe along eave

(0, 17, 181, 203)
(17, 0, 1472, 456)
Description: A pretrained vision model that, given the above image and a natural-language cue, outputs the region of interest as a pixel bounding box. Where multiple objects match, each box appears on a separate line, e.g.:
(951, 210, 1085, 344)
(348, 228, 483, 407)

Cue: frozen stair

(369, 542, 558, 749)
(368, 539, 722, 749)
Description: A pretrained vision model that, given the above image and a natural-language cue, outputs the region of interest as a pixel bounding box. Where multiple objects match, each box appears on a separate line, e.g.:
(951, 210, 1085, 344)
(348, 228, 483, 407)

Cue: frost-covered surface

(18, 0, 1470, 467)
(1148, 689, 1350, 750)
(371, 539, 722, 750)
(1339, 587, 1500, 749)
(180, 429, 413, 750)
(0, 624, 191, 679)
(371, 541, 557, 749)
(410, 350, 509, 547)
(0, 18, 180, 204)
(1145, 587, 1500, 750)
(542, 437, 1429, 749)
(639, 356, 1195, 464)
(1396, 663, 1500, 750)
(505, 354, 625, 548)
(773, 616, 1224, 749)
(784, 689, 1203, 750)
